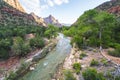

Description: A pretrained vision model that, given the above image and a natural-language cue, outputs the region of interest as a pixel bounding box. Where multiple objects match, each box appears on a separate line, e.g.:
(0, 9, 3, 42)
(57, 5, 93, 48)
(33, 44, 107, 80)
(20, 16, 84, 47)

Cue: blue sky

(19, 0, 110, 24)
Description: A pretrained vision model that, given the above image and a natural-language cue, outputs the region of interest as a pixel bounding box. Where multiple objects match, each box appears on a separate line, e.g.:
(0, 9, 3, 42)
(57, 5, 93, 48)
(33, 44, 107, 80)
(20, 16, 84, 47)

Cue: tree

(29, 37, 45, 49)
(93, 11, 116, 50)
(0, 38, 13, 59)
(44, 25, 59, 38)
(12, 37, 30, 57)
(64, 10, 117, 49)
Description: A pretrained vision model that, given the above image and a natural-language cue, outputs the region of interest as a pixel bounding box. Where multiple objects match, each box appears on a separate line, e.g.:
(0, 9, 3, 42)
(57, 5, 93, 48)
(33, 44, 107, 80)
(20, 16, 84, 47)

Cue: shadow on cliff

(0, 0, 41, 26)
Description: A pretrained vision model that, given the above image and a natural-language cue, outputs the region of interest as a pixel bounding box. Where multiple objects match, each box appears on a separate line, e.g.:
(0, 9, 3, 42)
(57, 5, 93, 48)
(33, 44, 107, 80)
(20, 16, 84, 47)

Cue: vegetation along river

(19, 33, 72, 80)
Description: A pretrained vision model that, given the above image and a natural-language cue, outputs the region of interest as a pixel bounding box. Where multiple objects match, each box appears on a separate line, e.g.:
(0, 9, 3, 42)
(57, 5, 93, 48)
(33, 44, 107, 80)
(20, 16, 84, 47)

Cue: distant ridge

(0, 0, 63, 27)
(96, 0, 120, 17)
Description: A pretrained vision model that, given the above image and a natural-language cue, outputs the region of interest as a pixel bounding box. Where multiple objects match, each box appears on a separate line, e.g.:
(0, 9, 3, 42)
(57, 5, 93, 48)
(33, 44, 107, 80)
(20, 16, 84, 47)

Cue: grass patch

(79, 52, 87, 59)
(90, 59, 99, 66)
(73, 63, 81, 74)
(82, 68, 106, 80)
(64, 69, 76, 80)
(108, 49, 120, 57)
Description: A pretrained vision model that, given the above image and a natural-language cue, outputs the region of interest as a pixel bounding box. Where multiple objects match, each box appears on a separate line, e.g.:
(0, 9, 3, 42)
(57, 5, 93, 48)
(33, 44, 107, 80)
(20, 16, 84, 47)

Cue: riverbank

(0, 40, 57, 80)
(17, 33, 72, 80)
(54, 47, 117, 80)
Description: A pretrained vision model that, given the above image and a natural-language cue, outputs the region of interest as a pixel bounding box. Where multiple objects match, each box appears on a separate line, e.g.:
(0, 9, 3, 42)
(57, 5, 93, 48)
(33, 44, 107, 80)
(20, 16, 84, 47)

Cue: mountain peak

(49, 14, 53, 18)
(48, 15, 56, 21)
(3, 0, 25, 12)
(44, 15, 62, 27)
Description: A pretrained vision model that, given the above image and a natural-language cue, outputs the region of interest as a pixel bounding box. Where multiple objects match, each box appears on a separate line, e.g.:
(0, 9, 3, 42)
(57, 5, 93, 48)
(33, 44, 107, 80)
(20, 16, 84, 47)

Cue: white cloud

(19, 0, 41, 15)
(41, 5, 49, 10)
(44, 0, 69, 7)
(19, 0, 70, 16)
(47, 0, 54, 7)
(53, 0, 69, 5)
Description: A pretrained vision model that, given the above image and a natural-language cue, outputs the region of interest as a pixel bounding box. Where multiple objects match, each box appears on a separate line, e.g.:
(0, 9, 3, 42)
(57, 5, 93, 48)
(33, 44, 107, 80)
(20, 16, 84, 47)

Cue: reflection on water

(20, 33, 71, 80)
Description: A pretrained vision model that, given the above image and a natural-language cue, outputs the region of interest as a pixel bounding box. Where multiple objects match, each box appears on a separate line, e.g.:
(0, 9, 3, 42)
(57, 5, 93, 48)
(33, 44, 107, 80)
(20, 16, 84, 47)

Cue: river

(19, 33, 72, 80)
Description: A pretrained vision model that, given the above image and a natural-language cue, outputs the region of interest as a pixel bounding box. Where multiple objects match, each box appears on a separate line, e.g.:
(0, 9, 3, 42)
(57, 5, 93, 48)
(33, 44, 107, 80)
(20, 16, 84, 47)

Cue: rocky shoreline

(54, 47, 119, 80)
(0, 42, 57, 80)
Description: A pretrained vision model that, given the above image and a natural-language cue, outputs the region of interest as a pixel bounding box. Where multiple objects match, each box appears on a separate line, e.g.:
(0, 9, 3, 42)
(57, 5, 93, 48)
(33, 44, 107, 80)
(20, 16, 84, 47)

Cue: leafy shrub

(108, 49, 120, 57)
(114, 76, 120, 80)
(16, 60, 30, 75)
(12, 37, 31, 57)
(73, 63, 81, 74)
(0, 48, 9, 59)
(82, 68, 106, 80)
(64, 70, 76, 80)
(105, 70, 120, 80)
(0, 38, 12, 59)
(29, 37, 45, 49)
(5, 71, 17, 80)
(79, 52, 87, 59)
(90, 59, 99, 66)
(100, 58, 108, 66)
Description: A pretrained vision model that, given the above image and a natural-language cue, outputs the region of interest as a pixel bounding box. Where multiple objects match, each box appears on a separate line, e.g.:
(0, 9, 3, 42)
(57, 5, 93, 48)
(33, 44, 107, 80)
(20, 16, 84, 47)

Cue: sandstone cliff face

(30, 13, 47, 27)
(4, 0, 25, 12)
(96, 0, 120, 17)
(107, 5, 120, 16)
(0, 0, 62, 27)
(0, 0, 43, 26)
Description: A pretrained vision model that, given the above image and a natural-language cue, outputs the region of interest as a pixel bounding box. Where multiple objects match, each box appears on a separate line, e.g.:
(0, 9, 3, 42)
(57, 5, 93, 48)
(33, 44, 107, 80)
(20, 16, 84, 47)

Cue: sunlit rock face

(0, 0, 47, 26)
(4, 0, 25, 12)
(30, 12, 47, 27)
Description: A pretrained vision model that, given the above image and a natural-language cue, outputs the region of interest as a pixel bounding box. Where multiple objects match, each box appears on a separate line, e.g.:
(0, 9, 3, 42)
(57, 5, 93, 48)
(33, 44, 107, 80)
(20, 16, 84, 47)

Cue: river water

(19, 33, 72, 80)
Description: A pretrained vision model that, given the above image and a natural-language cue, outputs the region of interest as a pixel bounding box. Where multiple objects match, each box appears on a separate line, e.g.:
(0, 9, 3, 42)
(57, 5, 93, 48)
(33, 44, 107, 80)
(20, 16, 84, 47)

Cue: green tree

(29, 37, 45, 49)
(64, 70, 76, 80)
(12, 37, 30, 56)
(93, 11, 116, 49)
(44, 25, 58, 38)
(64, 10, 117, 49)
(82, 68, 106, 80)
(0, 38, 13, 59)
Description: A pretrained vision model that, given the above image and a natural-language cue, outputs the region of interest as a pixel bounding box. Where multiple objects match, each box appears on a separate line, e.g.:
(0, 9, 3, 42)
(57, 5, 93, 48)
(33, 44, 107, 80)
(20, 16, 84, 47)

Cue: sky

(19, 0, 110, 24)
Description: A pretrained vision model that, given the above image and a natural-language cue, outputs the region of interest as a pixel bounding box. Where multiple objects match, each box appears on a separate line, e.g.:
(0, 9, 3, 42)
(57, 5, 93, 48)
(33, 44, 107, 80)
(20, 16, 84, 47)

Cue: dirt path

(101, 49, 120, 64)
(60, 48, 115, 80)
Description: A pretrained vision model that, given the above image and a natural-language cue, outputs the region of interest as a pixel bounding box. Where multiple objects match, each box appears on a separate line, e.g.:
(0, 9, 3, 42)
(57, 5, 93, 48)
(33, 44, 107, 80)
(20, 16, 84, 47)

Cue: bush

(5, 71, 17, 80)
(0, 38, 12, 59)
(29, 37, 45, 49)
(73, 63, 81, 74)
(16, 60, 30, 75)
(64, 70, 76, 80)
(100, 58, 108, 66)
(82, 68, 106, 80)
(108, 49, 120, 57)
(12, 37, 31, 57)
(79, 52, 87, 59)
(0, 48, 9, 59)
(114, 76, 120, 80)
(90, 59, 99, 66)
